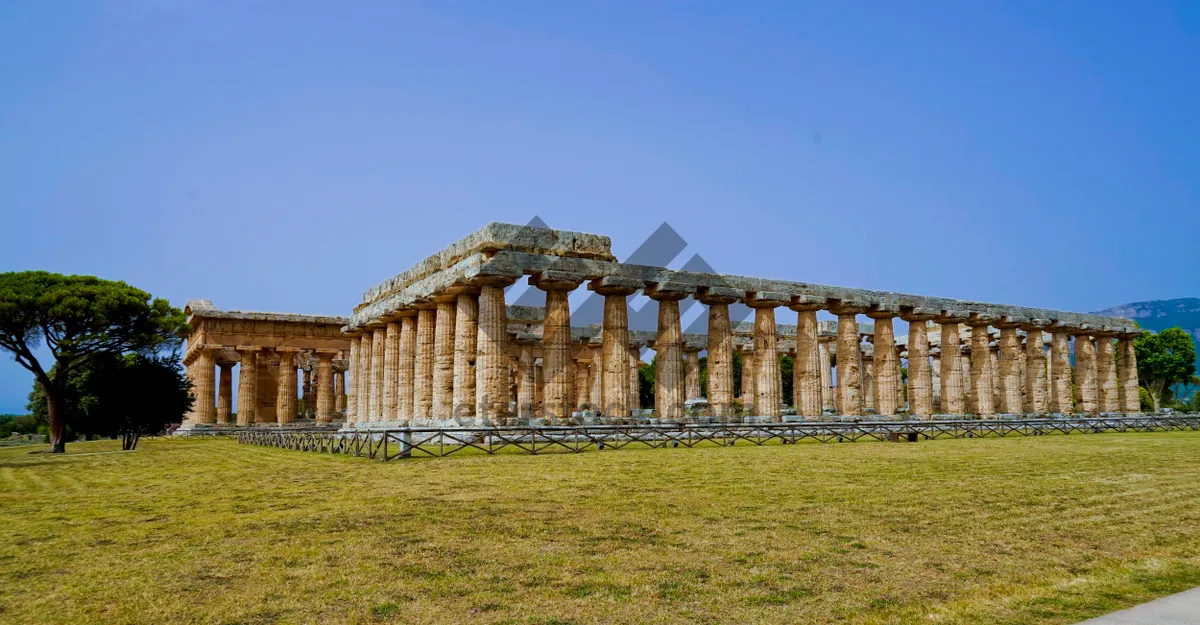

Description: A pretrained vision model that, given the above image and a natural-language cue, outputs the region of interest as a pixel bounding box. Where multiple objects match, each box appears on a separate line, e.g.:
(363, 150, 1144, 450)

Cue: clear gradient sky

(2, 1, 1198, 413)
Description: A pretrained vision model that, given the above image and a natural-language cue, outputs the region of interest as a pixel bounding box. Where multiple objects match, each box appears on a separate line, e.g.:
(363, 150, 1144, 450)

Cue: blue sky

(1, 1, 1198, 412)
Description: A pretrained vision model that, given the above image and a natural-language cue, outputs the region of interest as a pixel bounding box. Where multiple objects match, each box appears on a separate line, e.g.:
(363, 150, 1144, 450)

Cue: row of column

(185, 348, 346, 425)
(346, 280, 1142, 424)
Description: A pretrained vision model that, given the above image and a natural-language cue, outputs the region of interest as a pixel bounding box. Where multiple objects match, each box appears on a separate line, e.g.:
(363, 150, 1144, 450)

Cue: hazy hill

(1094, 298, 1200, 374)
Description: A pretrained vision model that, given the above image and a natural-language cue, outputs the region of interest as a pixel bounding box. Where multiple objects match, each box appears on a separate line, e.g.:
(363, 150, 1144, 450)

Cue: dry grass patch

(1, 432, 1198, 624)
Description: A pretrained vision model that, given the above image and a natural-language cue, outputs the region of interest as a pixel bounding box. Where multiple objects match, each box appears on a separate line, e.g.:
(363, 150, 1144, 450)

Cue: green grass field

(2, 432, 1199, 625)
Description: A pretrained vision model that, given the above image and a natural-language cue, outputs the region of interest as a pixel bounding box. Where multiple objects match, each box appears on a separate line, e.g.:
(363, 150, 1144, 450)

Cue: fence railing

(236, 414, 1200, 461)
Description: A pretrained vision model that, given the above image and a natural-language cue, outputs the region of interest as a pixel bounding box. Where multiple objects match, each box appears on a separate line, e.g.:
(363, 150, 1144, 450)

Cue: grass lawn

(1, 432, 1199, 625)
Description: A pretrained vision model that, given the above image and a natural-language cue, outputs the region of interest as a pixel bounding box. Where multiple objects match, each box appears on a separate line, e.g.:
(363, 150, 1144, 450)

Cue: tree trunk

(45, 385, 66, 453)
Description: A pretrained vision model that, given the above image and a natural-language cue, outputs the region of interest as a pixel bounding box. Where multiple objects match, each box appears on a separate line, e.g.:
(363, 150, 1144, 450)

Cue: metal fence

(237, 414, 1200, 461)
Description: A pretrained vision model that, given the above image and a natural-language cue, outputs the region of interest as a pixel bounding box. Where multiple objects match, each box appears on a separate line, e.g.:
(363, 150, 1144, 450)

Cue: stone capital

(828, 298, 870, 316)
(235, 345, 261, 353)
(900, 306, 938, 322)
(743, 290, 791, 309)
(966, 312, 999, 327)
(643, 281, 694, 301)
(788, 293, 825, 312)
(866, 303, 900, 319)
(467, 275, 519, 288)
(995, 315, 1030, 329)
(935, 309, 970, 324)
(696, 286, 744, 306)
(1022, 318, 1052, 332)
(529, 270, 585, 292)
(588, 276, 642, 296)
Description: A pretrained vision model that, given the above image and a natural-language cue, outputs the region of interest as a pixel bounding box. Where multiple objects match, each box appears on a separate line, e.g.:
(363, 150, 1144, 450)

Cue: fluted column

(1048, 329, 1074, 413)
(190, 349, 216, 424)
(628, 346, 642, 413)
(347, 337, 359, 423)
(383, 322, 400, 421)
(1023, 321, 1049, 414)
(591, 278, 640, 417)
(997, 321, 1024, 415)
(819, 337, 835, 413)
(791, 297, 824, 419)
(746, 293, 787, 420)
(396, 315, 416, 423)
(356, 333, 372, 423)
(517, 344, 535, 422)
(867, 306, 899, 417)
(475, 281, 514, 425)
(903, 311, 936, 418)
(989, 341, 1002, 412)
(276, 351, 296, 424)
(646, 284, 688, 421)
(1074, 330, 1099, 413)
(452, 289, 480, 420)
(236, 347, 258, 425)
(1118, 332, 1141, 412)
(589, 354, 603, 410)
(935, 316, 966, 415)
(861, 348, 875, 412)
(831, 301, 868, 416)
(217, 361, 234, 424)
(535, 361, 545, 418)
(684, 349, 702, 400)
(1095, 331, 1120, 413)
(334, 367, 346, 416)
(968, 316, 996, 417)
(930, 348, 942, 412)
(532, 274, 581, 423)
(431, 297, 457, 420)
(413, 308, 436, 421)
(316, 352, 334, 422)
(572, 360, 586, 412)
(740, 350, 756, 412)
(371, 326, 386, 421)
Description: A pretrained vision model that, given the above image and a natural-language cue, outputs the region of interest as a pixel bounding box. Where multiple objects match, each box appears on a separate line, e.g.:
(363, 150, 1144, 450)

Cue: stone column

(572, 360, 586, 412)
(740, 350, 756, 412)
(276, 351, 296, 424)
(930, 348, 942, 412)
(371, 326, 386, 422)
(533, 273, 582, 424)
(989, 341, 1002, 412)
(819, 336, 835, 412)
(383, 321, 400, 421)
(589, 353, 603, 410)
(431, 297, 457, 420)
(316, 351, 335, 422)
(996, 319, 1025, 415)
(189, 349, 216, 424)
(960, 345, 973, 412)
(1118, 332, 1141, 413)
(396, 315, 416, 423)
(217, 361, 234, 424)
(967, 316, 997, 417)
(413, 308, 436, 421)
(1095, 331, 1120, 413)
(867, 306, 900, 417)
(684, 349, 702, 400)
(300, 365, 312, 417)
(591, 277, 640, 417)
(334, 368, 346, 416)
(517, 344, 535, 422)
(895, 343, 906, 412)
(830, 300, 869, 416)
(452, 289, 479, 420)
(236, 347, 258, 425)
(356, 333, 372, 423)
(791, 296, 824, 419)
(861, 347, 875, 412)
(629, 346, 642, 412)
(646, 284, 689, 421)
(475, 280, 514, 425)
(902, 311, 936, 418)
(1048, 328, 1074, 414)
(935, 315, 966, 415)
(534, 361, 545, 418)
(1074, 330, 1099, 414)
(746, 292, 788, 420)
(346, 338, 358, 423)
(1023, 321, 1049, 415)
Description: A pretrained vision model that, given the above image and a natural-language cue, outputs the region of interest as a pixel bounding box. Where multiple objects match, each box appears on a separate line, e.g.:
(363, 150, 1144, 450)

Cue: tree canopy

(1135, 327, 1197, 411)
(0, 272, 188, 452)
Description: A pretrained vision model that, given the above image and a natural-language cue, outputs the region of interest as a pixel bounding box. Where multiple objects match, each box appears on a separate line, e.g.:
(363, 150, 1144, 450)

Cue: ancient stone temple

(335, 223, 1144, 427)
(179, 300, 352, 431)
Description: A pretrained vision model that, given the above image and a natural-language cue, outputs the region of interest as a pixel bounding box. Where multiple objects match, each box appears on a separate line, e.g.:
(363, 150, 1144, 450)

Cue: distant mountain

(1093, 298, 1200, 342)
(1093, 298, 1200, 376)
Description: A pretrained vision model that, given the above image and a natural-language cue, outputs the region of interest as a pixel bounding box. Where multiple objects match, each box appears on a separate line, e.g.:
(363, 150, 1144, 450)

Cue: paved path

(1078, 587, 1200, 624)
